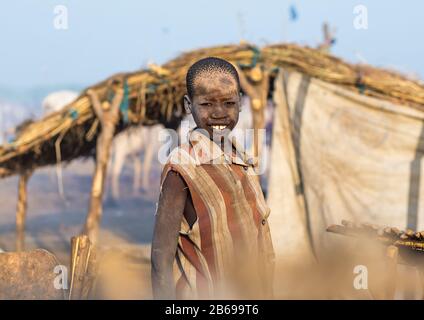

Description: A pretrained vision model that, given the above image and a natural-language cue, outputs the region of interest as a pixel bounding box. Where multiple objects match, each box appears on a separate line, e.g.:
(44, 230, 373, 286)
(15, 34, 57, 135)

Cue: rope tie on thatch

(68, 109, 79, 120)
(147, 84, 157, 92)
(355, 67, 366, 94)
(119, 80, 130, 124)
(238, 46, 261, 68)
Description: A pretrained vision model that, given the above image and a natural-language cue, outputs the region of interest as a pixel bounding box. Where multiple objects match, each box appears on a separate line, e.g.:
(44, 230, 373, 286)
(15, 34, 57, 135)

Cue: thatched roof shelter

(1, 42, 424, 179)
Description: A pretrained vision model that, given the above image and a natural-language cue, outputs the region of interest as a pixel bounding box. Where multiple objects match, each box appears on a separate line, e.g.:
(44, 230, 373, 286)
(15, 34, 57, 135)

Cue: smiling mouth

(210, 125, 227, 130)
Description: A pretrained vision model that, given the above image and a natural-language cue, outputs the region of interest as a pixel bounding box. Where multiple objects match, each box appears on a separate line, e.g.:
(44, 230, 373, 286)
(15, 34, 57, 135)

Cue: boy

(151, 57, 275, 299)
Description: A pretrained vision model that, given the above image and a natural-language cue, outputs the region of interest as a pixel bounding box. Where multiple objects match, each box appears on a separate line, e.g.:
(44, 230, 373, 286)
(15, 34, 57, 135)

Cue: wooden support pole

(69, 234, 97, 300)
(317, 22, 336, 53)
(83, 80, 124, 243)
(15, 169, 32, 252)
(235, 65, 269, 161)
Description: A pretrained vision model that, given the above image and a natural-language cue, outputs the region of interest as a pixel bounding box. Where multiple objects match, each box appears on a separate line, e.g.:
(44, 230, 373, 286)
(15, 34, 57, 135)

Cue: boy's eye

(225, 101, 236, 106)
(200, 102, 212, 107)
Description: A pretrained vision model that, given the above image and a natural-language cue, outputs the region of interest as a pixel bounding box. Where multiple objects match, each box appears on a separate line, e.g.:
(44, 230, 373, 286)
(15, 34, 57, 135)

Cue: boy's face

(184, 72, 240, 141)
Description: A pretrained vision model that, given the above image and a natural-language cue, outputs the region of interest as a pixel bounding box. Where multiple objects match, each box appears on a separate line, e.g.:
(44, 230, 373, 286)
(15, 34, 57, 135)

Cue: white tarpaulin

(268, 70, 424, 260)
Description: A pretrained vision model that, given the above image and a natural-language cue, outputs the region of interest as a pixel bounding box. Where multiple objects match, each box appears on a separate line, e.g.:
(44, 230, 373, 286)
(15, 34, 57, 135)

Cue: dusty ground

(1, 157, 422, 299)
(0, 158, 161, 299)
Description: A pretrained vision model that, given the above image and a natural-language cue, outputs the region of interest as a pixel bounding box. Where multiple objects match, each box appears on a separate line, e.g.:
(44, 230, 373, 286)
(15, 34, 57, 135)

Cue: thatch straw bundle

(1, 42, 423, 178)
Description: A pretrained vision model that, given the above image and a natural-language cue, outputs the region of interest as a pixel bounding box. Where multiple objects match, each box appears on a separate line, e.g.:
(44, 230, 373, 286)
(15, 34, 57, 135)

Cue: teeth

(212, 125, 226, 130)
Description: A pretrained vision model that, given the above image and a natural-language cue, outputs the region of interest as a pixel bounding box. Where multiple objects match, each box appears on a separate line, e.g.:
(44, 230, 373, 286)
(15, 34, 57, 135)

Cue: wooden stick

(15, 169, 33, 252)
(327, 223, 424, 269)
(327, 224, 424, 251)
(84, 84, 124, 243)
(326, 224, 390, 241)
(69, 234, 96, 300)
(55, 129, 68, 201)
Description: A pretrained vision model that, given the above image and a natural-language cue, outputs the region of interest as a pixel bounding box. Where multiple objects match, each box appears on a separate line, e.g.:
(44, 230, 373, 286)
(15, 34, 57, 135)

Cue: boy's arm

(151, 170, 187, 299)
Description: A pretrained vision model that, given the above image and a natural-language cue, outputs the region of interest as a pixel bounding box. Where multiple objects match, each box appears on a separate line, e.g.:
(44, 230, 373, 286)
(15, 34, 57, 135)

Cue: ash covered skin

(184, 71, 241, 149)
(151, 62, 242, 300)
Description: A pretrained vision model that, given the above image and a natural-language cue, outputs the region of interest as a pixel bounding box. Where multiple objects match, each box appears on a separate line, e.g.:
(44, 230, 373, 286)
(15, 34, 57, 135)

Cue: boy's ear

(184, 95, 192, 114)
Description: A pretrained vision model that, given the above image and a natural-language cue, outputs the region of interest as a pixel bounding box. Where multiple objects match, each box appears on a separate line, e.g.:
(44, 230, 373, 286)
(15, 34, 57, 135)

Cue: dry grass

(1, 42, 423, 178)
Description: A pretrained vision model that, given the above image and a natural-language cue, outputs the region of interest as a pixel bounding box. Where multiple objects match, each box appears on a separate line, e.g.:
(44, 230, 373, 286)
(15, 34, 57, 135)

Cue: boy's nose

(211, 104, 227, 118)
(210, 113, 227, 120)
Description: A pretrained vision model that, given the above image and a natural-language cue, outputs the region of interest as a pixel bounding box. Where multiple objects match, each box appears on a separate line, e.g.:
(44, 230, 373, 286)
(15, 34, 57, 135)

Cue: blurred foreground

(0, 157, 422, 299)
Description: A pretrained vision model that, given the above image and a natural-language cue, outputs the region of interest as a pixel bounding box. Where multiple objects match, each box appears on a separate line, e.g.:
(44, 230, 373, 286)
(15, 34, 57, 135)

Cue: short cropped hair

(186, 57, 240, 99)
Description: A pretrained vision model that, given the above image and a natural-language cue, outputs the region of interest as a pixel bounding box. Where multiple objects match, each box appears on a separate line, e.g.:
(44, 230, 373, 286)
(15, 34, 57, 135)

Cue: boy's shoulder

(161, 143, 199, 184)
(167, 142, 197, 166)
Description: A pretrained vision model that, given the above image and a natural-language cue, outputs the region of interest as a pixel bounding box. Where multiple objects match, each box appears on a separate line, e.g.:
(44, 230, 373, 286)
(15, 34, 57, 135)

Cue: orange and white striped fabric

(160, 129, 275, 299)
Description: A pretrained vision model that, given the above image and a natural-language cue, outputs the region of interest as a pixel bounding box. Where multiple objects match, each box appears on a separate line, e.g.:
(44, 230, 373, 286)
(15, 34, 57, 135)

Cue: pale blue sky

(0, 0, 422, 89)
